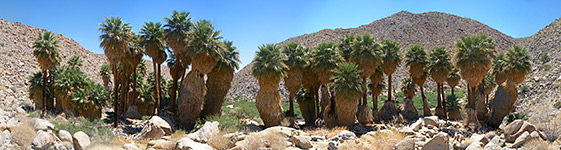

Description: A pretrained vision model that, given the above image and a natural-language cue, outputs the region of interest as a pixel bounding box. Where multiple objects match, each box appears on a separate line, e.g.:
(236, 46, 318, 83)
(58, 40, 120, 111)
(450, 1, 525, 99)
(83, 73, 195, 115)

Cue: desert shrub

(338, 140, 371, 150)
(521, 139, 560, 150)
(539, 115, 561, 142)
(170, 130, 186, 141)
(507, 113, 528, 124)
(540, 54, 551, 64)
(0, 42, 4, 46)
(28, 110, 42, 118)
(223, 99, 260, 120)
(50, 117, 115, 144)
(243, 131, 287, 150)
(10, 121, 36, 147)
(544, 64, 552, 71)
(355, 130, 405, 150)
(554, 102, 561, 109)
(446, 94, 460, 111)
(204, 115, 243, 133)
(142, 115, 150, 120)
(519, 85, 529, 93)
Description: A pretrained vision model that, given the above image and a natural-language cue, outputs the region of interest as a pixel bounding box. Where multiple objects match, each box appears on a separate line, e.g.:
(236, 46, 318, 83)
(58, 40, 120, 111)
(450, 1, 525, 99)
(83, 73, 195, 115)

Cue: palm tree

(488, 45, 531, 128)
(447, 69, 460, 96)
(100, 64, 111, 89)
(126, 36, 144, 108)
(178, 20, 223, 129)
(378, 40, 401, 121)
(68, 56, 83, 68)
(140, 22, 168, 115)
(311, 42, 343, 120)
(164, 10, 193, 68)
(350, 34, 381, 124)
(454, 34, 496, 129)
(492, 54, 507, 85)
(329, 63, 365, 126)
(400, 78, 419, 120)
(281, 42, 308, 117)
(166, 50, 185, 114)
(201, 41, 240, 118)
(338, 34, 357, 61)
(252, 44, 288, 127)
(295, 86, 315, 126)
(33, 31, 61, 117)
(369, 66, 384, 115)
(428, 47, 453, 119)
(99, 16, 133, 127)
(405, 44, 430, 116)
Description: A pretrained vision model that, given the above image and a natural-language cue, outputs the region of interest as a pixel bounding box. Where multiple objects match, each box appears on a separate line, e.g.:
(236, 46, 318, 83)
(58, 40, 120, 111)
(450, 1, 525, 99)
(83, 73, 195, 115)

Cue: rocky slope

(227, 11, 516, 101)
(0, 18, 170, 107)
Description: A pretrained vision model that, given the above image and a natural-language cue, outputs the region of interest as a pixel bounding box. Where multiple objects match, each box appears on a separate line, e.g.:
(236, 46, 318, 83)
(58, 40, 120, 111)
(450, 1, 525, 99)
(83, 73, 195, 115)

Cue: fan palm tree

(33, 31, 61, 117)
(99, 17, 133, 127)
(166, 50, 185, 114)
(488, 45, 531, 128)
(252, 44, 288, 127)
(140, 22, 167, 115)
(405, 44, 430, 116)
(122, 35, 144, 112)
(100, 64, 111, 89)
(454, 34, 496, 129)
(329, 63, 365, 126)
(295, 86, 315, 126)
(164, 10, 193, 68)
(492, 54, 507, 85)
(178, 20, 223, 129)
(400, 77, 419, 120)
(201, 41, 240, 118)
(338, 34, 357, 61)
(281, 42, 308, 117)
(369, 66, 384, 115)
(378, 40, 401, 121)
(350, 34, 382, 106)
(447, 69, 460, 96)
(311, 42, 343, 119)
(428, 47, 453, 119)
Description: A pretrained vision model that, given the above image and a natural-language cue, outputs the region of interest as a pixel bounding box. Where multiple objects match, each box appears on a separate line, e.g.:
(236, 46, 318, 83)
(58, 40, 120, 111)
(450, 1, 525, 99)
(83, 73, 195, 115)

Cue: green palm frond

(186, 20, 223, 59)
(337, 34, 357, 60)
(252, 44, 288, 78)
(329, 63, 365, 100)
(99, 17, 133, 56)
(401, 77, 416, 93)
(215, 40, 241, 70)
(68, 56, 83, 68)
(492, 53, 506, 75)
(295, 86, 313, 102)
(381, 39, 402, 65)
(33, 31, 61, 70)
(282, 42, 309, 68)
(100, 64, 111, 77)
(350, 33, 382, 66)
(163, 10, 192, 42)
(448, 68, 460, 79)
(454, 34, 496, 68)
(405, 44, 428, 67)
(311, 42, 343, 72)
(140, 22, 167, 61)
(428, 47, 453, 73)
(504, 45, 531, 75)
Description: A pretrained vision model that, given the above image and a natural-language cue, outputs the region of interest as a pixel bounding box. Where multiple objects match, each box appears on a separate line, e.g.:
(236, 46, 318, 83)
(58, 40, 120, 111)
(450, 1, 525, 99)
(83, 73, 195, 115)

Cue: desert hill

(228, 11, 517, 101)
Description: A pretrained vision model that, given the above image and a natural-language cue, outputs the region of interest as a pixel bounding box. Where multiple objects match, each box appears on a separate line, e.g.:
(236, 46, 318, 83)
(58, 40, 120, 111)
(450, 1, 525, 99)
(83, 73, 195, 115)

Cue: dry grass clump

(525, 102, 561, 142)
(109, 136, 132, 146)
(358, 130, 406, 150)
(9, 121, 36, 148)
(242, 131, 287, 150)
(338, 140, 371, 150)
(304, 126, 348, 139)
(207, 132, 232, 150)
(170, 130, 186, 141)
(521, 139, 560, 150)
(538, 115, 561, 142)
(88, 144, 125, 150)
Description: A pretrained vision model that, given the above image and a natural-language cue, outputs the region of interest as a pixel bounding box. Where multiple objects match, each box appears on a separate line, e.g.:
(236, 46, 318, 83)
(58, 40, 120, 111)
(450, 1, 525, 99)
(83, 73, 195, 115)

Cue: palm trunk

(373, 95, 378, 112)
(466, 84, 481, 129)
(256, 76, 284, 127)
(201, 67, 234, 118)
(112, 66, 119, 127)
(170, 78, 178, 113)
(451, 87, 455, 97)
(153, 61, 161, 115)
(437, 83, 442, 108)
(132, 71, 137, 105)
(421, 86, 431, 116)
(289, 92, 294, 117)
(441, 84, 447, 119)
(42, 70, 47, 117)
(48, 69, 54, 112)
(336, 94, 359, 126)
(120, 74, 127, 115)
(388, 74, 392, 102)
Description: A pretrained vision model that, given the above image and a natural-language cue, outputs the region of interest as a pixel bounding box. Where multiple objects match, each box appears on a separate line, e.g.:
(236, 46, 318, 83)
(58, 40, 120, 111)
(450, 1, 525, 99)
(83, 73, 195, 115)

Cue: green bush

(540, 54, 551, 63)
(554, 102, 561, 109)
(203, 115, 244, 133)
(544, 64, 552, 71)
(446, 94, 460, 111)
(50, 117, 114, 144)
(519, 85, 529, 93)
(507, 113, 528, 124)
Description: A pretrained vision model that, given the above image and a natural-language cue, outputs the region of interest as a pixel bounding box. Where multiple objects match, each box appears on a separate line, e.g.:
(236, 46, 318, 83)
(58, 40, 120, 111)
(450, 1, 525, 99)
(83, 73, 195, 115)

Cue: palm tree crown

(311, 42, 343, 73)
(282, 42, 309, 68)
(187, 20, 223, 59)
(504, 45, 531, 84)
(337, 34, 357, 61)
(380, 39, 402, 75)
(163, 10, 192, 43)
(428, 47, 453, 83)
(252, 44, 288, 78)
(99, 17, 133, 62)
(329, 63, 365, 100)
(216, 41, 241, 70)
(454, 34, 496, 87)
(33, 31, 61, 70)
(405, 44, 428, 78)
(140, 22, 167, 64)
(350, 34, 382, 73)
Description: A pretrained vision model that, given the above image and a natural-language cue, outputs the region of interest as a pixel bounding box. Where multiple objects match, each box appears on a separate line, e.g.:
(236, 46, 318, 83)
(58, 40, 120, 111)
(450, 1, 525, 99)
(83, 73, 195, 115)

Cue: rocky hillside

(515, 18, 561, 122)
(0, 18, 169, 107)
(227, 11, 516, 101)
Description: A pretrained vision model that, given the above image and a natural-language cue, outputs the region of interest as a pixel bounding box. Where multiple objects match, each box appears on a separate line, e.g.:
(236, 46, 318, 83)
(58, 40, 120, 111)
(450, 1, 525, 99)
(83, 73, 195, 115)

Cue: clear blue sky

(1, 0, 560, 68)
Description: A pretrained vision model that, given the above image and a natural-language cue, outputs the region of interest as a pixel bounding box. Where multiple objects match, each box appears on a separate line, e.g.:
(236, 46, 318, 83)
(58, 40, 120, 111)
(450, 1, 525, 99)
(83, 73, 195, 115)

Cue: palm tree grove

(1, 2, 561, 149)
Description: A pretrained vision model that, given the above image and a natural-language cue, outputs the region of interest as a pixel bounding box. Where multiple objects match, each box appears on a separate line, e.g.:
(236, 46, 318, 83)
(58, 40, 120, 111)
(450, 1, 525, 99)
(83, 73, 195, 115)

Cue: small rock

(422, 132, 448, 150)
(311, 135, 326, 141)
(176, 137, 214, 150)
(292, 135, 312, 149)
(123, 143, 139, 150)
(423, 116, 439, 127)
(410, 119, 423, 131)
(0, 130, 11, 145)
(399, 128, 416, 136)
(72, 131, 91, 150)
(33, 130, 55, 149)
(465, 142, 483, 150)
(504, 120, 536, 142)
(138, 116, 173, 139)
(149, 139, 175, 150)
(512, 131, 534, 148)
(469, 134, 489, 145)
(59, 130, 73, 143)
(393, 139, 416, 150)
(187, 121, 220, 142)
(32, 118, 55, 131)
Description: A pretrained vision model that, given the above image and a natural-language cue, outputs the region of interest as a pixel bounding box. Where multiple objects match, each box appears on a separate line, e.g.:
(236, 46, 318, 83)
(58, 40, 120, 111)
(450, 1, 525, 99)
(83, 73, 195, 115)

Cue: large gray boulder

(422, 132, 449, 150)
(503, 120, 536, 142)
(138, 116, 173, 139)
(32, 130, 56, 149)
(186, 121, 219, 143)
(59, 130, 73, 143)
(72, 131, 91, 150)
(31, 118, 55, 131)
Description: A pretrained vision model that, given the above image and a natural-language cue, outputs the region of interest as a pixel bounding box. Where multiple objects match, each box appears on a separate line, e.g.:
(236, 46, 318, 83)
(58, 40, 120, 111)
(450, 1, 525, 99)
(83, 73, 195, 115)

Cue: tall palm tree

(166, 50, 185, 114)
(428, 47, 453, 119)
(123, 35, 144, 112)
(492, 54, 507, 85)
(311, 42, 343, 119)
(350, 34, 382, 105)
(488, 45, 531, 128)
(400, 77, 419, 120)
(329, 63, 365, 126)
(100, 64, 111, 89)
(454, 34, 496, 129)
(405, 44, 430, 116)
(140, 22, 167, 115)
(369, 66, 384, 115)
(178, 20, 223, 129)
(252, 44, 288, 127)
(201, 41, 240, 118)
(446, 69, 460, 96)
(338, 34, 357, 61)
(99, 17, 133, 127)
(379, 40, 401, 121)
(282, 42, 308, 117)
(164, 10, 193, 68)
(33, 31, 61, 117)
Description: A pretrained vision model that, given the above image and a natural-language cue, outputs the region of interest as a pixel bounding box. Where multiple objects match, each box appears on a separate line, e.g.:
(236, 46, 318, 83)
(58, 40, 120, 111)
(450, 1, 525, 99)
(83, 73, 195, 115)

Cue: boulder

(393, 139, 416, 150)
(149, 139, 176, 150)
(138, 116, 173, 139)
(422, 132, 448, 150)
(72, 131, 91, 150)
(291, 135, 312, 149)
(465, 142, 483, 150)
(399, 98, 419, 121)
(0, 130, 11, 145)
(487, 81, 518, 128)
(504, 120, 536, 142)
(484, 136, 504, 149)
(187, 121, 219, 142)
(31, 118, 55, 131)
(329, 130, 356, 141)
(59, 130, 73, 143)
(123, 143, 139, 150)
(176, 137, 214, 150)
(423, 116, 439, 127)
(512, 131, 534, 148)
(32, 130, 56, 149)
(469, 134, 489, 145)
(410, 118, 423, 131)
